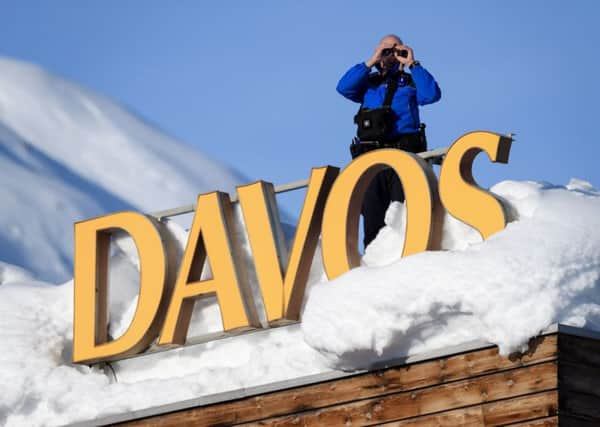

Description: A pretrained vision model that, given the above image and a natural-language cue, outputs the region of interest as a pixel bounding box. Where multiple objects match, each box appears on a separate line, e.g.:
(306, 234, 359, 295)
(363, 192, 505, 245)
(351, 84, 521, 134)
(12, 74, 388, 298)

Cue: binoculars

(381, 48, 408, 58)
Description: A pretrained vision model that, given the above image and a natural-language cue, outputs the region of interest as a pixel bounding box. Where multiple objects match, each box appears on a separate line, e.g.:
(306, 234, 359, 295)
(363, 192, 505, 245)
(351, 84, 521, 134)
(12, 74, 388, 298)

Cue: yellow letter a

(158, 191, 260, 345)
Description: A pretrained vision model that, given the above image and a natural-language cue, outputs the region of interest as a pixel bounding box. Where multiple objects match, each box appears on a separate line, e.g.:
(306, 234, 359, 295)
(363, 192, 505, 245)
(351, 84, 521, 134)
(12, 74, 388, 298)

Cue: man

(336, 34, 441, 247)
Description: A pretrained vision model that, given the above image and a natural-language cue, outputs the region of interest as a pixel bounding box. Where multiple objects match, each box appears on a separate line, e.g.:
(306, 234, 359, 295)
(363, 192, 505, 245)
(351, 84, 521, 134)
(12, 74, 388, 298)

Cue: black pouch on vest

(353, 107, 395, 141)
(353, 76, 399, 142)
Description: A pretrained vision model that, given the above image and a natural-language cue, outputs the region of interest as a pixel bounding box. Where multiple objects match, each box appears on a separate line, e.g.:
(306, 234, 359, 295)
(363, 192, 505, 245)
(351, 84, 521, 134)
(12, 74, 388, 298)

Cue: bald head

(380, 34, 403, 46)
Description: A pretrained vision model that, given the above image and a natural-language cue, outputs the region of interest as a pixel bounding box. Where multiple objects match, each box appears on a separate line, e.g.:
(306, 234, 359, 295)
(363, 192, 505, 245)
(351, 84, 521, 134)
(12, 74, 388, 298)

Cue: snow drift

(303, 179, 600, 369)
(1, 178, 599, 426)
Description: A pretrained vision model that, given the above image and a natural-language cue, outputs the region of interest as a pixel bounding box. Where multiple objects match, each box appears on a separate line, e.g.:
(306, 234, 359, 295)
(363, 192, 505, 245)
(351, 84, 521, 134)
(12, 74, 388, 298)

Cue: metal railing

(150, 146, 449, 220)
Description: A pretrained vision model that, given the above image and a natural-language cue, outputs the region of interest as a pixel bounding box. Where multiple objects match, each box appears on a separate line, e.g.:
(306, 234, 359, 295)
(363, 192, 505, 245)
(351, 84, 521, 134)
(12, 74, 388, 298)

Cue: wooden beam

(380, 391, 557, 426)
(118, 335, 556, 426)
(241, 362, 556, 426)
(482, 390, 558, 425)
(381, 406, 485, 427)
(505, 416, 558, 426)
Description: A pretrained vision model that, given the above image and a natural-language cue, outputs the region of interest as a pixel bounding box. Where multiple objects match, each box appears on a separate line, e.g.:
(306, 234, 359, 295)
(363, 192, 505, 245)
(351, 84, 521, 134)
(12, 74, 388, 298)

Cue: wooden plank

(239, 362, 557, 426)
(381, 392, 558, 427)
(504, 416, 558, 426)
(482, 390, 558, 425)
(119, 336, 557, 426)
(379, 405, 485, 426)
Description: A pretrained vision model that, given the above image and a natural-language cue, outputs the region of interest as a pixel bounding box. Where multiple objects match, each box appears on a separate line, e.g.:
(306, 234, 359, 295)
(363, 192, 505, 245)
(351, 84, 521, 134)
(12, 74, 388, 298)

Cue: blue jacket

(337, 62, 441, 137)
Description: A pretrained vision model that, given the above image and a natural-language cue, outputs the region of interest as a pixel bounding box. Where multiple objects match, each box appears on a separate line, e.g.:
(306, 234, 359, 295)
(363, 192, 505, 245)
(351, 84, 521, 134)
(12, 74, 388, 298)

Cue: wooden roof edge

(67, 323, 594, 427)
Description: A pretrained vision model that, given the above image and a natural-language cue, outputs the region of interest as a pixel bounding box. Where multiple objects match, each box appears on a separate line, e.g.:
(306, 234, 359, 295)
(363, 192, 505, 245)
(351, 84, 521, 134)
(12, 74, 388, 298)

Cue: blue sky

(2, 1, 599, 216)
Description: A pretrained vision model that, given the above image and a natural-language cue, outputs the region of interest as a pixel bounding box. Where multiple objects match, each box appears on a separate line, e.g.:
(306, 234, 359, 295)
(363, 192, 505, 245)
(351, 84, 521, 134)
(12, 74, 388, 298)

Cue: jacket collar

(370, 64, 407, 86)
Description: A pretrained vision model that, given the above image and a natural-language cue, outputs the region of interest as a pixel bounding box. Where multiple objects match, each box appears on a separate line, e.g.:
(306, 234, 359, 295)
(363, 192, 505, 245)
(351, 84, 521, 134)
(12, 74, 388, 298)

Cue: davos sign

(73, 131, 512, 364)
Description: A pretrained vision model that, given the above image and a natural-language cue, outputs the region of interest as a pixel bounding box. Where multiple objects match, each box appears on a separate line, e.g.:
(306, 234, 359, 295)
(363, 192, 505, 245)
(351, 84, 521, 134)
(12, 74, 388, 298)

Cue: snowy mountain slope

(0, 121, 134, 281)
(0, 57, 245, 282)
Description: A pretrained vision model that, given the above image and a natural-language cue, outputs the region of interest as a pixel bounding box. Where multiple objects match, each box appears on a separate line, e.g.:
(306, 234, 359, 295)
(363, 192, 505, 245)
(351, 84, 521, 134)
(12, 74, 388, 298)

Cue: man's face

(380, 36, 402, 70)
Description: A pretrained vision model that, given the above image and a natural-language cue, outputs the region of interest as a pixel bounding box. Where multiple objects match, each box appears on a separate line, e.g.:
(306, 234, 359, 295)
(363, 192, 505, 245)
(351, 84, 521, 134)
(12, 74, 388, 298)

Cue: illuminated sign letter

(73, 212, 174, 364)
(237, 166, 339, 321)
(158, 192, 260, 346)
(439, 131, 512, 239)
(321, 149, 443, 280)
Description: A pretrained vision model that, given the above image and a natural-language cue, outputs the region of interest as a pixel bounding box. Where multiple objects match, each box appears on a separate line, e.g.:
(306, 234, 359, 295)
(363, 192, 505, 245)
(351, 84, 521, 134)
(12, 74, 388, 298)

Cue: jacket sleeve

(410, 64, 441, 106)
(336, 63, 371, 103)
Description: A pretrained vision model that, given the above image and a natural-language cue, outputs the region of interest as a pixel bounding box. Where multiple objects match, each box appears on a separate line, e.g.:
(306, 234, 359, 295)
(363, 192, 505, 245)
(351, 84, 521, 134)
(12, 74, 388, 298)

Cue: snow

(1, 178, 600, 426)
(303, 179, 600, 368)
(0, 57, 245, 282)
(0, 260, 34, 285)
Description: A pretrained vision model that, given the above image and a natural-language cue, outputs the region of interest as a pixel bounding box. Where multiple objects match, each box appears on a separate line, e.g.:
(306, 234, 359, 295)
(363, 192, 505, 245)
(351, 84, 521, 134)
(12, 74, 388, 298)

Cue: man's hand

(365, 40, 396, 68)
(395, 45, 415, 66)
